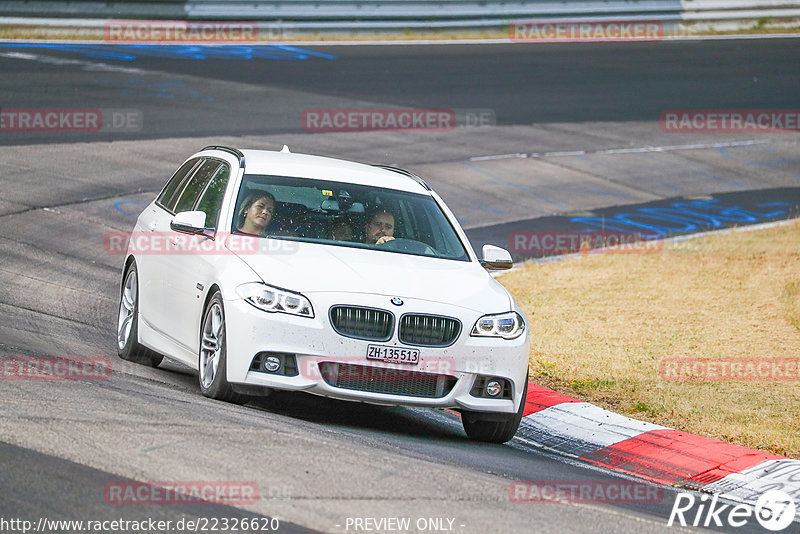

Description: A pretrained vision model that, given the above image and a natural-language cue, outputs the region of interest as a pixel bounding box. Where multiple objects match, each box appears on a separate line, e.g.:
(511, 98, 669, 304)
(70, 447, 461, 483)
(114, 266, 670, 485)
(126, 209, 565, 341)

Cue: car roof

(200, 147, 431, 195)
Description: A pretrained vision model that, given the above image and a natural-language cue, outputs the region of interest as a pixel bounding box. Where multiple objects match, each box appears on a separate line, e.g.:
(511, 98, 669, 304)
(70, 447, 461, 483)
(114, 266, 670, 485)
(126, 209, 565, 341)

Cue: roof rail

(202, 145, 246, 167)
(372, 164, 431, 191)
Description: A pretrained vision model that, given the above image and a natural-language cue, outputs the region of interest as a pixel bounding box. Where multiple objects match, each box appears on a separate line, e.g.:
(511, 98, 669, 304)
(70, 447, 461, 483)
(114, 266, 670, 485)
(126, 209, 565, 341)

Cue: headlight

(471, 311, 525, 339)
(236, 282, 314, 318)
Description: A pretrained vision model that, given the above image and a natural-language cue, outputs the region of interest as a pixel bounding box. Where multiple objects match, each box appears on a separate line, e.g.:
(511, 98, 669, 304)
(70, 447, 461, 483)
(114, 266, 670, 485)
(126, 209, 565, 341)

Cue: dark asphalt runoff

(470, 186, 800, 260)
(0, 39, 798, 143)
(0, 442, 317, 534)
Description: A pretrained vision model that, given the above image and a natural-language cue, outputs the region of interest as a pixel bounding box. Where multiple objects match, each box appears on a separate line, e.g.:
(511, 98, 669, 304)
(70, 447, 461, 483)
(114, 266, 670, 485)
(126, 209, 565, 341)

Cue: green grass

(501, 221, 800, 458)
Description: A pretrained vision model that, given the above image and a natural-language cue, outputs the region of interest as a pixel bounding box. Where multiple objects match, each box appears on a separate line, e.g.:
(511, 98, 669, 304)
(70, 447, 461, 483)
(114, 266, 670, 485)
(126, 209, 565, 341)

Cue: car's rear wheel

(198, 292, 244, 404)
(462, 375, 528, 443)
(117, 261, 163, 367)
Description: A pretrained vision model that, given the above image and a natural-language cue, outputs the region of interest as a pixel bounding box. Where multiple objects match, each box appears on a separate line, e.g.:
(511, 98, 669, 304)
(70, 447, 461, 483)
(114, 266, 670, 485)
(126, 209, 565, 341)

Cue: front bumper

(223, 292, 530, 414)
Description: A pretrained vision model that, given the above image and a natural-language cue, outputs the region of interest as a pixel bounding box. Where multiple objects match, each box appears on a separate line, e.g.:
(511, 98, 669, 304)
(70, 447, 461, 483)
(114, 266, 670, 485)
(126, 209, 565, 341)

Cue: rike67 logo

(668, 490, 797, 531)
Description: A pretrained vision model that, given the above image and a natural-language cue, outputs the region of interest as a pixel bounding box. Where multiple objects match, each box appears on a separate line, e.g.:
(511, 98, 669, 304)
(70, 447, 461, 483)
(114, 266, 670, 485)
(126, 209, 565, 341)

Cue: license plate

(366, 345, 420, 365)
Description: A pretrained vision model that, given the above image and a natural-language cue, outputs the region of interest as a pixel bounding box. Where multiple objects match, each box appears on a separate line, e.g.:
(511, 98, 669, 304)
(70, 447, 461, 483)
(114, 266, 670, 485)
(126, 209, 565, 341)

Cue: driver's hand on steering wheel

(376, 235, 395, 245)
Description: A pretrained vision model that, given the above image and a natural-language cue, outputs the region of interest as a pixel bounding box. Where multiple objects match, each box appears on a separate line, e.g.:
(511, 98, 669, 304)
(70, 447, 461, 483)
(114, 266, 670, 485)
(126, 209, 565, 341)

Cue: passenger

(363, 208, 395, 245)
(328, 219, 354, 241)
(235, 192, 276, 236)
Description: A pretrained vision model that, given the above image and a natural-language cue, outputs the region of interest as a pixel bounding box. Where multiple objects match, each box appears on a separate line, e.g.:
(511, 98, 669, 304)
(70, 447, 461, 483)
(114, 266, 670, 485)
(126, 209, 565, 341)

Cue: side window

(157, 158, 202, 211)
(173, 160, 223, 214)
(194, 164, 230, 229)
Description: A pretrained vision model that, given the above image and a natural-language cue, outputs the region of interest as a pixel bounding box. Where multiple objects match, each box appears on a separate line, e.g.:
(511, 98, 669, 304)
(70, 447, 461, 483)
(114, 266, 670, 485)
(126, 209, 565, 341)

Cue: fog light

(486, 380, 502, 397)
(264, 356, 281, 373)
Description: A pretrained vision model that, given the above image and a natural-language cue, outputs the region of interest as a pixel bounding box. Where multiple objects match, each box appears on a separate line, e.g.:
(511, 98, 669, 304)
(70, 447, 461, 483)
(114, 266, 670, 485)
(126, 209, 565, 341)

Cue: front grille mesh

(319, 362, 456, 398)
(330, 306, 393, 341)
(399, 314, 461, 347)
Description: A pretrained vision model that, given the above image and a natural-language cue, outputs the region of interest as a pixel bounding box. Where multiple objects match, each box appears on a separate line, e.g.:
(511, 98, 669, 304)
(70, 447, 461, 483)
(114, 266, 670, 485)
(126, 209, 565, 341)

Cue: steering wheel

(379, 238, 438, 256)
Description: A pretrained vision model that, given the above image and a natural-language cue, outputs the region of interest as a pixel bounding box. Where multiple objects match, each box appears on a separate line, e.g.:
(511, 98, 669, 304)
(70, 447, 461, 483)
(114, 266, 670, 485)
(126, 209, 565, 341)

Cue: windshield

(232, 174, 470, 261)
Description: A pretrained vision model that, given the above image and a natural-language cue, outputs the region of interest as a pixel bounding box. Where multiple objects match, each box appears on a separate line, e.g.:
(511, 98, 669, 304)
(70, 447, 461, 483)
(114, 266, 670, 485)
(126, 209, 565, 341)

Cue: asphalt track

(0, 40, 799, 534)
(0, 39, 798, 143)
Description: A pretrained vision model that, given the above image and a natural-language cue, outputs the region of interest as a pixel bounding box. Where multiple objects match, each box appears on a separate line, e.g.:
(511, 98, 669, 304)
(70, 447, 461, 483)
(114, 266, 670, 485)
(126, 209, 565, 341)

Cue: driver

(363, 209, 395, 245)
(236, 192, 276, 236)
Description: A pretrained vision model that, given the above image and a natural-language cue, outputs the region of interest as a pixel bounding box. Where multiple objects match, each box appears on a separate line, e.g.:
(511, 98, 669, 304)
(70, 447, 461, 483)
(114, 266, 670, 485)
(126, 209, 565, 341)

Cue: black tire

(462, 376, 528, 443)
(117, 260, 163, 368)
(198, 292, 244, 404)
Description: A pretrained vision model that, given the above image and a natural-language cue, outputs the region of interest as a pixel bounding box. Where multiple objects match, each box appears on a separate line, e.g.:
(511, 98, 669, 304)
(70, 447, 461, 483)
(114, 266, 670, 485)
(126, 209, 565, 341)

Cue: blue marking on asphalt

(0, 43, 337, 61)
(0, 42, 136, 60)
(114, 200, 148, 218)
(271, 44, 338, 60)
(753, 202, 794, 216)
(569, 199, 792, 239)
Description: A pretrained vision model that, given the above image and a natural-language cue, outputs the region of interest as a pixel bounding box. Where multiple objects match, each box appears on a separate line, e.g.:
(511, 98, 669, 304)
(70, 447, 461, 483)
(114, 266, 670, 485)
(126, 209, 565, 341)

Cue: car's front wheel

(462, 376, 528, 443)
(117, 261, 163, 368)
(198, 292, 244, 404)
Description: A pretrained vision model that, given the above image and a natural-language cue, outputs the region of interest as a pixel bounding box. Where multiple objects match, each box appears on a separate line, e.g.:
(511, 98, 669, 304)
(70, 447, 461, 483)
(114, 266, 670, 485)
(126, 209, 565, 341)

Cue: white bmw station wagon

(117, 146, 530, 442)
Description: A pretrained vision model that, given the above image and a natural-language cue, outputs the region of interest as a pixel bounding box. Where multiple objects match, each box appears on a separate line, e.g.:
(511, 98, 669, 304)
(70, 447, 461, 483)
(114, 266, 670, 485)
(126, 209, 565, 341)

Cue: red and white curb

(517, 382, 800, 516)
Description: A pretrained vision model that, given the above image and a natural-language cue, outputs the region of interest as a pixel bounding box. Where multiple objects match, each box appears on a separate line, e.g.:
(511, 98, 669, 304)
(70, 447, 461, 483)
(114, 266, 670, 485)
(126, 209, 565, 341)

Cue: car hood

(231, 240, 511, 313)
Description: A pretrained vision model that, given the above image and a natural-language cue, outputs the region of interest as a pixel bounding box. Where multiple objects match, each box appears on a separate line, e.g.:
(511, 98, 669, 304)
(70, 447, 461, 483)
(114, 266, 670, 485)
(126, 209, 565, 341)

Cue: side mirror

(479, 244, 513, 270)
(170, 211, 211, 236)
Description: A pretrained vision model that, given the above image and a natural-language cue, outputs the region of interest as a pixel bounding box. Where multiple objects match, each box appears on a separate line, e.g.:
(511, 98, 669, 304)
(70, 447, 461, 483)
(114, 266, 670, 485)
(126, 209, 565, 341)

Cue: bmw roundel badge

(390, 297, 403, 306)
